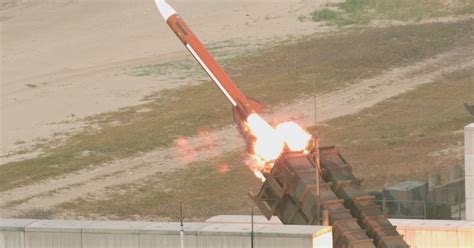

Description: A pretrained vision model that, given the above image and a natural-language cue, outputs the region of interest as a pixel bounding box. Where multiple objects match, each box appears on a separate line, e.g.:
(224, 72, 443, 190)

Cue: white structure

(3, 217, 474, 247)
(0, 219, 332, 248)
(466, 123, 474, 221)
(208, 215, 474, 248)
(390, 219, 474, 247)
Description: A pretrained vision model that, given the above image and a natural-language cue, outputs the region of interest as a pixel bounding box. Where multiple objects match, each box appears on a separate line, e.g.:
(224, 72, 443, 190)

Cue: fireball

(246, 113, 285, 162)
(244, 113, 313, 181)
(276, 122, 312, 151)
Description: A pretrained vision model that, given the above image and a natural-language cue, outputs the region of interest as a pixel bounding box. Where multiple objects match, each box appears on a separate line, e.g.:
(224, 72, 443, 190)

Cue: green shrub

(311, 9, 339, 22)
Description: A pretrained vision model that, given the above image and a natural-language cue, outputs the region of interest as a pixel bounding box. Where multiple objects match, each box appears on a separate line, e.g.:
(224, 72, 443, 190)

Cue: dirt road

(1, 43, 472, 217)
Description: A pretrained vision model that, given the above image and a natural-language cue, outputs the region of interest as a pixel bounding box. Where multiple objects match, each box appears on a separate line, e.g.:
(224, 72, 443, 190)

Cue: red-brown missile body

(155, 0, 262, 140)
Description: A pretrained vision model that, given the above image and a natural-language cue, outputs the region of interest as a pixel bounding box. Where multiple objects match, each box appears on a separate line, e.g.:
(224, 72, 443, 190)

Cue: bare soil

(1, 0, 338, 158)
(1, 43, 472, 217)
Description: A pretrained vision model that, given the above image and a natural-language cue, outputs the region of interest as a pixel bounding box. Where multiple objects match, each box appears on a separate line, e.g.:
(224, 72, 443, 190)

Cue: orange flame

(244, 113, 312, 181)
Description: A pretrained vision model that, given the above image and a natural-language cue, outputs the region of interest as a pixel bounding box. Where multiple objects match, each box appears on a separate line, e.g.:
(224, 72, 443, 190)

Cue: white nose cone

(154, 0, 177, 21)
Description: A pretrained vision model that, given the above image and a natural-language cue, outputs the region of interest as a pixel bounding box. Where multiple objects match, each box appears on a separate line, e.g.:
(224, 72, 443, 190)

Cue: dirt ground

(1, 0, 339, 159)
(1, 42, 472, 217)
(1, 0, 473, 218)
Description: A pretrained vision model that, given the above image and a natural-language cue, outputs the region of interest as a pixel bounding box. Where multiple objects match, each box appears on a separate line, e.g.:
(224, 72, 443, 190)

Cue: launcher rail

(250, 147, 408, 248)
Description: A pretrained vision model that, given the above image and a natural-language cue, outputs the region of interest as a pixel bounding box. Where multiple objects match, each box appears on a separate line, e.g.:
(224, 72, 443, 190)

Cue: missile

(154, 0, 262, 126)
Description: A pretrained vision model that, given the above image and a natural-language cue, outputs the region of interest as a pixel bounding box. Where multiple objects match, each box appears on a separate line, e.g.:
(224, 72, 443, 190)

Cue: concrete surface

(3, 216, 474, 247)
(206, 215, 282, 225)
(257, 225, 332, 248)
(465, 123, 474, 220)
(82, 221, 150, 248)
(206, 215, 474, 248)
(25, 220, 93, 248)
(391, 219, 474, 248)
(0, 219, 36, 248)
(0, 219, 331, 248)
(140, 222, 208, 248)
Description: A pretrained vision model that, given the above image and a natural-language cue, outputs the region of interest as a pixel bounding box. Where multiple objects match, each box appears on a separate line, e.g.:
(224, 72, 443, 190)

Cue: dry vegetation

(309, 0, 474, 26)
(59, 151, 258, 221)
(1, 19, 472, 193)
(58, 38, 474, 221)
(318, 69, 473, 190)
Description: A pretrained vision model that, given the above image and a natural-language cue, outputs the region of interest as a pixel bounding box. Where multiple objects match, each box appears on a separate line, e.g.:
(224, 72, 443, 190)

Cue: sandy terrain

(1, 0, 337, 160)
(1, 43, 472, 217)
(1, 0, 473, 218)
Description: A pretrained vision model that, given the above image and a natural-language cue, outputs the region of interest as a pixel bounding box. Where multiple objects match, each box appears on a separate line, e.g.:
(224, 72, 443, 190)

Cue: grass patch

(310, 0, 474, 26)
(59, 152, 260, 220)
(60, 68, 473, 220)
(317, 68, 474, 190)
(311, 9, 342, 23)
(129, 40, 248, 78)
(129, 59, 198, 77)
(1, 20, 472, 192)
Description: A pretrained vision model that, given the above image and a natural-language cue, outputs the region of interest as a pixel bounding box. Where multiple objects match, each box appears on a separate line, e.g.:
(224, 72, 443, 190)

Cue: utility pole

(251, 207, 254, 248)
(314, 133, 321, 225)
(312, 47, 322, 225)
(180, 201, 184, 248)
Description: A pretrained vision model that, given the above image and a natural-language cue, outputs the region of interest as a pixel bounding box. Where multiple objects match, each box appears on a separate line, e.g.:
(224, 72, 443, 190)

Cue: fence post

(424, 201, 427, 219)
(382, 199, 386, 215)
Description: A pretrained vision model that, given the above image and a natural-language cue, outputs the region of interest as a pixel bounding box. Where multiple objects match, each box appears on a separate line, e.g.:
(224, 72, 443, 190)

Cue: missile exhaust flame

(246, 113, 285, 163)
(275, 122, 312, 152)
(244, 113, 313, 181)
